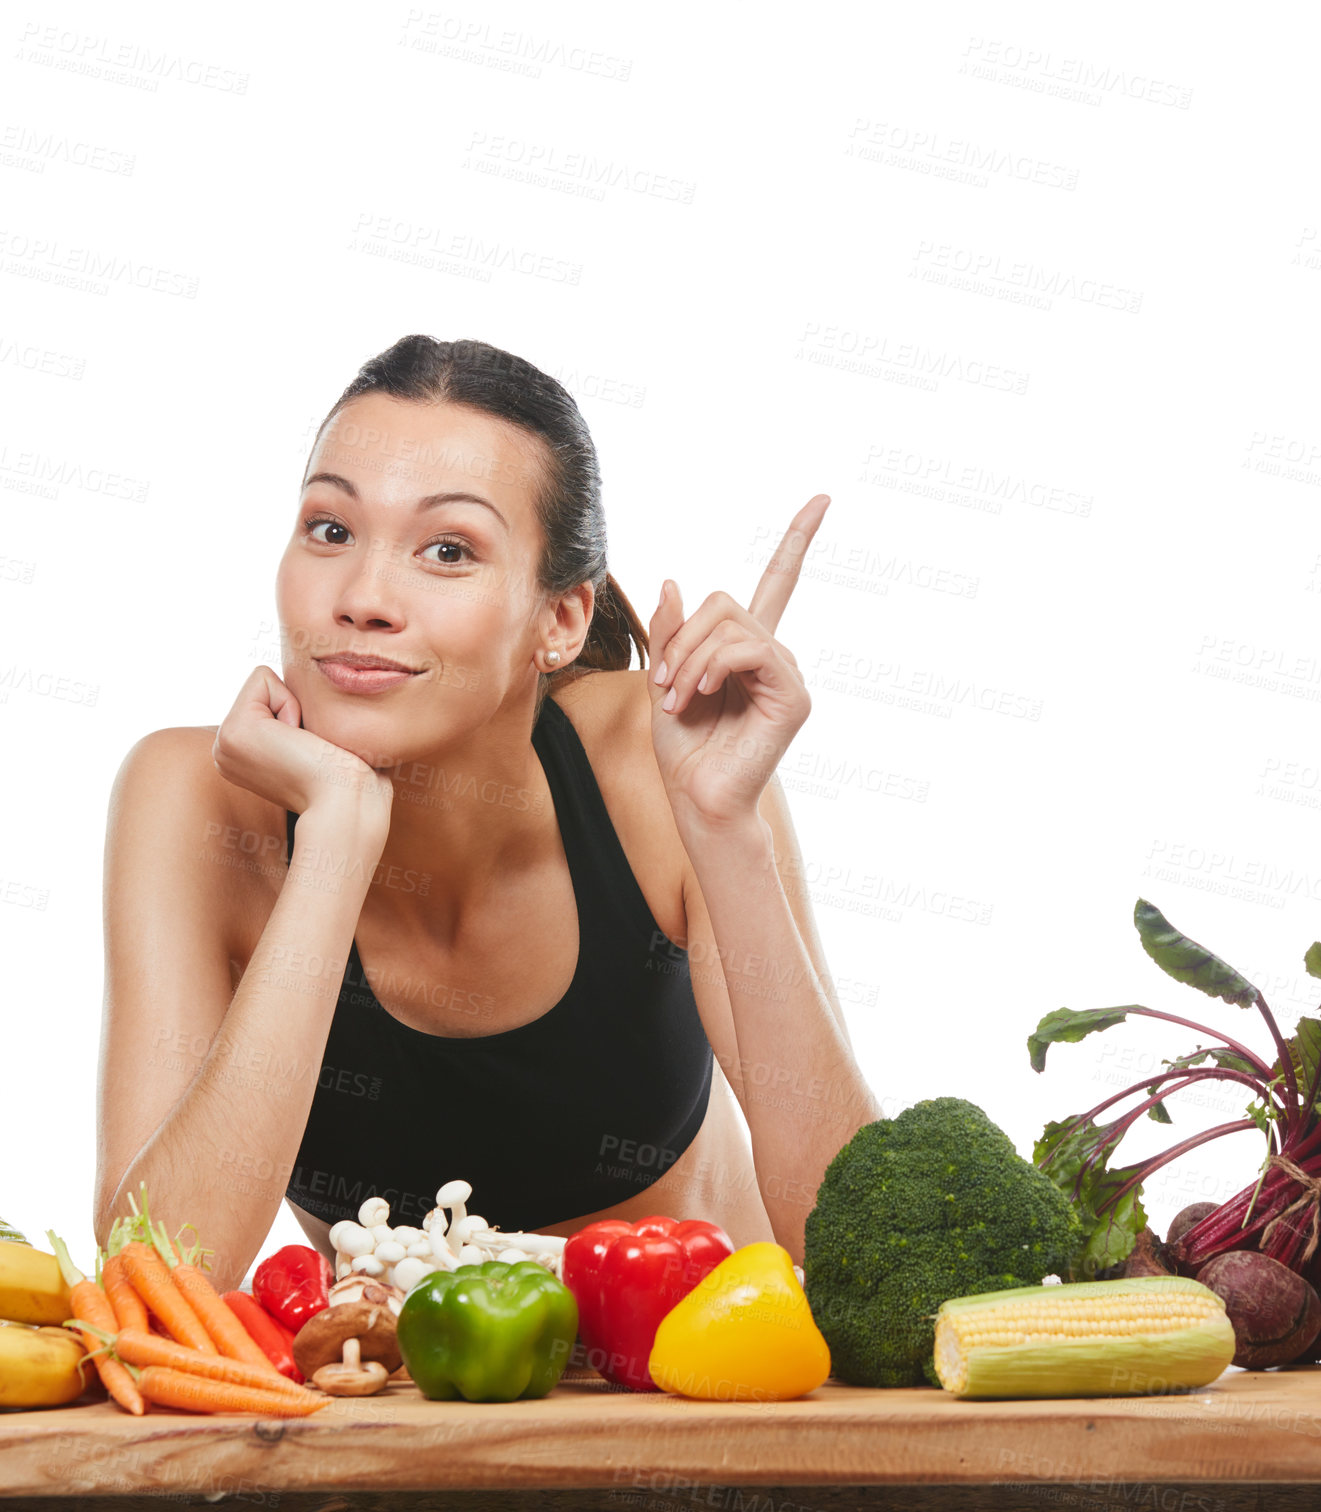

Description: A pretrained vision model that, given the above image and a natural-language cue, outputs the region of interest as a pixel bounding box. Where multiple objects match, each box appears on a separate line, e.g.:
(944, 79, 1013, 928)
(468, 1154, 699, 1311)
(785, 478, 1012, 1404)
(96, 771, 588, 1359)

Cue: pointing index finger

(747, 494, 830, 633)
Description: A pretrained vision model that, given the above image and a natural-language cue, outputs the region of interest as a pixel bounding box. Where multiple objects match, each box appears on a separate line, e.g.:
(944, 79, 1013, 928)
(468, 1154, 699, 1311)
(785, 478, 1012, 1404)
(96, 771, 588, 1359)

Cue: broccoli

(803, 1097, 1083, 1388)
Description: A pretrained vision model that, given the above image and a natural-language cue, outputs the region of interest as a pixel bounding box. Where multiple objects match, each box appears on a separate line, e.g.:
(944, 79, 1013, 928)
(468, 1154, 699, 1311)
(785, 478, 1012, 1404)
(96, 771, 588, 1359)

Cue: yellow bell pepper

(648, 1242, 831, 1402)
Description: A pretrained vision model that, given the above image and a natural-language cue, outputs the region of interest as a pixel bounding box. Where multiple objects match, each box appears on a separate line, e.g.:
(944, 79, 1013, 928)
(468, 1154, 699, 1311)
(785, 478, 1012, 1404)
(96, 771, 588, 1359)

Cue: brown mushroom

(293, 1286, 402, 1396)
(328, 1277, 414, 1384)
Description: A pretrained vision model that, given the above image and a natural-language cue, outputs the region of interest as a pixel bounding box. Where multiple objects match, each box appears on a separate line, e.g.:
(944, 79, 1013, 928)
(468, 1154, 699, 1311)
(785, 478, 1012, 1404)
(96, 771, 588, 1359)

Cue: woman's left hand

(647, 494, 829, 831)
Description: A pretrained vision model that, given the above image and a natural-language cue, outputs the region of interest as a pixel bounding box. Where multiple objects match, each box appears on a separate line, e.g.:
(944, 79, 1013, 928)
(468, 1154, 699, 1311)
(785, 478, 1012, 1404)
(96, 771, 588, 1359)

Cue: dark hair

(306, 336, 649, 713)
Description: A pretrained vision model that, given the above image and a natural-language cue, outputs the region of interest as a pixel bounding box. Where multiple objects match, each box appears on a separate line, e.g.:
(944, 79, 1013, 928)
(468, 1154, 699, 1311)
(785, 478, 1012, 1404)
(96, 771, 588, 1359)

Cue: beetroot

(1122, 1227, 1173, 1278)
(1031, 900, 1321, 1290)
(1195, 1251, 1321, 1368)
(1166, 1203, 1219, 1252)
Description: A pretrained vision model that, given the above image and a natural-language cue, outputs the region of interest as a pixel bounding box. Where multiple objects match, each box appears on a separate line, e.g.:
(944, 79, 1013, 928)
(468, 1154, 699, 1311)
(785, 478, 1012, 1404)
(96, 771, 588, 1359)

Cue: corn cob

(933, 1276, 1235, 1399)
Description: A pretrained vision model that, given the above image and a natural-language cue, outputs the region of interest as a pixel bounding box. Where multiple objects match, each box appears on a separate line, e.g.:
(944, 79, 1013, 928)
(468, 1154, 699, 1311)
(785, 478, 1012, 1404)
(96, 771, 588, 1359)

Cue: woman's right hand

(212, 666, 394, 844)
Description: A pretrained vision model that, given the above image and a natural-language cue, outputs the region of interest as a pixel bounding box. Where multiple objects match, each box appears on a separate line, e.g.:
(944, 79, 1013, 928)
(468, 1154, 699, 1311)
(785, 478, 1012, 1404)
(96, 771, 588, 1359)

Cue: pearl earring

(545, 650, 561, 666)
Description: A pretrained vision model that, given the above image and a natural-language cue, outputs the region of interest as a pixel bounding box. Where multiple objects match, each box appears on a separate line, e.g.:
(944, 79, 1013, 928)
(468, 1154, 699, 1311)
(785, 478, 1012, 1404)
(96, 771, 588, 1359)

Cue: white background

(3, 3, 1319, 1278)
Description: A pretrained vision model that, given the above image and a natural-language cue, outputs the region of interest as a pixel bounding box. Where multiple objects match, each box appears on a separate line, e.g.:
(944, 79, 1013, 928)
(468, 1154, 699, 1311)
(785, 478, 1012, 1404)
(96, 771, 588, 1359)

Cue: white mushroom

(333, 1222, 376, 1261)
(336, 1183, 567, 1283)
(391, 1256, 436, 1294)
(469, 1230, 567, 1256)
(358, 1197, 391, 1228)
(433, 1182, 472, 1258)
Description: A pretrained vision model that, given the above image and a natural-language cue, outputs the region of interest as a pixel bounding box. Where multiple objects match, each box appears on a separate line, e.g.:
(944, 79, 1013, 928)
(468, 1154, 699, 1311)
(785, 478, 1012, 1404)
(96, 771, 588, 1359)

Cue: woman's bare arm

(95, 727, 386, 1291)
(643, 501, 885, 1267)
(679, 782, 882, 1269)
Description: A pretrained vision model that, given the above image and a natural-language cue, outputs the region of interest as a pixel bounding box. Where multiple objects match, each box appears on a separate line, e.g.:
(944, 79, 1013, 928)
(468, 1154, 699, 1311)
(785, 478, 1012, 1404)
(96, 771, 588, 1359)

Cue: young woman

(94, 337, 882, 1290)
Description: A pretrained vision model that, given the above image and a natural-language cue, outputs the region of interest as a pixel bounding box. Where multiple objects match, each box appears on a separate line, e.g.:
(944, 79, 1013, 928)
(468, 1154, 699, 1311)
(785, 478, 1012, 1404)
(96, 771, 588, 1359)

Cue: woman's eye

(421, 538, 471, 566)
(304, 516, 350, 545)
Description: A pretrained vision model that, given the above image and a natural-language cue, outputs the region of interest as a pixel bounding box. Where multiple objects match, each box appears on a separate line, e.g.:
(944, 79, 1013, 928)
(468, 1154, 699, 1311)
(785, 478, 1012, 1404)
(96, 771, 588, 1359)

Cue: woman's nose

(334, 544, 406, 629)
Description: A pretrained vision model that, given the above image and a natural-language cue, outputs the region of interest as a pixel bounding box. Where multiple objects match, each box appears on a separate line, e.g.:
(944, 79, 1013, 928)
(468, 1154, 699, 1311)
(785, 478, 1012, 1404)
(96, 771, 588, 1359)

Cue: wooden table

(5, 1364, 1321, 1510)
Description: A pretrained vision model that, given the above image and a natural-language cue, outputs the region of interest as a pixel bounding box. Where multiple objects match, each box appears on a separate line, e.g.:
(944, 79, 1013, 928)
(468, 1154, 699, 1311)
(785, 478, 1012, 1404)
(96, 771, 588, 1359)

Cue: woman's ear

(544, 581, 594, 668)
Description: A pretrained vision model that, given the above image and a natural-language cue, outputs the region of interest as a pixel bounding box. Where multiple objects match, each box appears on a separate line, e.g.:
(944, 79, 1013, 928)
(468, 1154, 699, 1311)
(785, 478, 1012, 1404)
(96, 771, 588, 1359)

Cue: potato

(1195, 1251, 1321, 1368)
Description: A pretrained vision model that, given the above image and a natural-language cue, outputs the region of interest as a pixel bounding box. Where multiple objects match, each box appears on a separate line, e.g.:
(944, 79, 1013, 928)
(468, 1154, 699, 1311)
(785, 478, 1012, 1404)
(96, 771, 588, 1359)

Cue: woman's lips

(316, 660, 420, 694)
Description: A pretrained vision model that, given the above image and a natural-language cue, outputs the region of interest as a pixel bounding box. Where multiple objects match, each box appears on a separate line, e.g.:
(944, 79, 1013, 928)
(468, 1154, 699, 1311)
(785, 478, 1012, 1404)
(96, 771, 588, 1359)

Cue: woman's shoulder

(547, 666, 653, 754)
(116, 724, 280, 821)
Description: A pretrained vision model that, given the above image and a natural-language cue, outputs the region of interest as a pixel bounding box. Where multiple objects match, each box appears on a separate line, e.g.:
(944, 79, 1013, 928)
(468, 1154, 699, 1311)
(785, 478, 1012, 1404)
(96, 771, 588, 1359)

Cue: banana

(0, 1320, 89, 1407)
(0, 1239, 72, 1325)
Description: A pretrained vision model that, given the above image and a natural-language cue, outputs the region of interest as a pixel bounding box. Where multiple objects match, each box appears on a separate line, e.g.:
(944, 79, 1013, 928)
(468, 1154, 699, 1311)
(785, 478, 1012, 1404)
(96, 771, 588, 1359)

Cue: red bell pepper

(251, 1244, 332, 1335)
(561, 1215, 734, 1391)
(221, 1290, 305, 1384)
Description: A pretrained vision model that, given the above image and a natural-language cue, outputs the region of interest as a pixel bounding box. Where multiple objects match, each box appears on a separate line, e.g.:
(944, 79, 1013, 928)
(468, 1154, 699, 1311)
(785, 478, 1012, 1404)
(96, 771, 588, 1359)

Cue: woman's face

(275, 393, 555, 768)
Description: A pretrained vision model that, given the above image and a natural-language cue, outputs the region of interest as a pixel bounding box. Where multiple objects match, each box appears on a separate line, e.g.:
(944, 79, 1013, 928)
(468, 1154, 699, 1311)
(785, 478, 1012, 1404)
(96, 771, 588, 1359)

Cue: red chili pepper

(221, 1290, 305, 1384)
(561, 1216, 734, 1392)
(251, 1244, 332, 1335)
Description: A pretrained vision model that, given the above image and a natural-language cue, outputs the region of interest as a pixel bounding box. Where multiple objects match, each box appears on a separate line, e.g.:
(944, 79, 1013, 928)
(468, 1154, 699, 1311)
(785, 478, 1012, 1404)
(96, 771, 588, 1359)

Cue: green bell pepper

(396, 1260, 579, 1403)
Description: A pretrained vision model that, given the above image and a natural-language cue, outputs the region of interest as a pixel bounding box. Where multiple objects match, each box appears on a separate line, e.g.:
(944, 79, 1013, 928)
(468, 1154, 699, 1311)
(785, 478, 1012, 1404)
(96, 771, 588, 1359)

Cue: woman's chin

(297, 701, 407, 771)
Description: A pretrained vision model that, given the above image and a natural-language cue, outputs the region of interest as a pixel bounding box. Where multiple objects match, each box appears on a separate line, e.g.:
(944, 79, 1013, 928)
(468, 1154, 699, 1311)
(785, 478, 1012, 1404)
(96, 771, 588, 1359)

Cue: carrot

(112, 1329, 313, 1398)
(101, 1219, 149, 1333)
(102, 1255, 150, 1333)
(148, 1223, 282, 1377)
(136, 1365, 329, 1416)
(120, 1240, 216, 1354)
(47, 1233, 146, 1416)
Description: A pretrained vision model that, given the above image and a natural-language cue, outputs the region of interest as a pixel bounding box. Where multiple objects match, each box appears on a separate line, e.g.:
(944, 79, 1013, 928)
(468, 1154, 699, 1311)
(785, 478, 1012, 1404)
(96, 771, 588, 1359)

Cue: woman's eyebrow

(302, 471, 509, 530)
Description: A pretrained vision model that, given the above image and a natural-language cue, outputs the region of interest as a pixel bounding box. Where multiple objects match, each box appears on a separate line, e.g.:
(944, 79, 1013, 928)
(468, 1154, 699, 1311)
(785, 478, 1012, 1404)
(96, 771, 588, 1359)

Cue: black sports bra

(283, 695, 714, 1233)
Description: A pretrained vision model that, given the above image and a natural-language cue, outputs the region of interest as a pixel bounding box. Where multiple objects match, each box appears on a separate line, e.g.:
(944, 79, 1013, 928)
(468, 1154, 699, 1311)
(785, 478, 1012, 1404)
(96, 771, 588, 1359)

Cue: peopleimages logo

(846, 118, 1079, 192)
(16, 22, 250, 93)
(911, 241, 1143, 314)
(858, 442, 1093, 519)
(349, 213, 583, 286)
(808, 649, 1044, 723)
(960, 38, 1194, 109)
(797, 322, 1029, 395)
(0, 229, 199, 298)
(398, 11, 633, 81)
